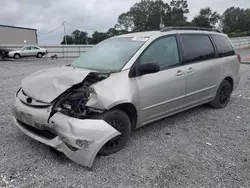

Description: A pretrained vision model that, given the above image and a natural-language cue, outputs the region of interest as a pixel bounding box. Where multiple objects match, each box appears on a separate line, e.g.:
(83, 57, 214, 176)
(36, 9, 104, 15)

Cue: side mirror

(138, 62, 160, 76)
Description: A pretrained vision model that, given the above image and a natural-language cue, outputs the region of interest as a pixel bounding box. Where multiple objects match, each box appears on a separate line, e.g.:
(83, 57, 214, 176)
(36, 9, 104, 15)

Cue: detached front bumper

(12, 97, 120, 168)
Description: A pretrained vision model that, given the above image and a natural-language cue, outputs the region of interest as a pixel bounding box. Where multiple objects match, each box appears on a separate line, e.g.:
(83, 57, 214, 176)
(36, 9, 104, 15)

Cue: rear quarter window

(211, 35, 235, 57)
(180, 34, 216, 64)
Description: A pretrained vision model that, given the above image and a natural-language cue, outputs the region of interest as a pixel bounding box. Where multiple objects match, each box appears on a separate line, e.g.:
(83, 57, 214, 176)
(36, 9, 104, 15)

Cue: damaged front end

(48, 72, 109, 121)
(12, 70, 121, 168)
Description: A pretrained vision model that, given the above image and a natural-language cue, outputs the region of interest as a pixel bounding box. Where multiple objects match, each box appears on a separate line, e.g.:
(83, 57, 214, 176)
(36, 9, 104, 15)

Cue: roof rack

(160, 26, 223, 33)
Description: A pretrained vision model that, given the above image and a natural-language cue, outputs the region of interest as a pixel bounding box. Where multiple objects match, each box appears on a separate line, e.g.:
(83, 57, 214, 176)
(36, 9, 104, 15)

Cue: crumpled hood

(21, 66, 91, 103)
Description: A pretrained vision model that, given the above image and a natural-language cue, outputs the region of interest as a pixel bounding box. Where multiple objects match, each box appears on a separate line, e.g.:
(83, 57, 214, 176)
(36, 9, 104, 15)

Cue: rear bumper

(42, 51, 48, 55)
(12, 97, 120, 168)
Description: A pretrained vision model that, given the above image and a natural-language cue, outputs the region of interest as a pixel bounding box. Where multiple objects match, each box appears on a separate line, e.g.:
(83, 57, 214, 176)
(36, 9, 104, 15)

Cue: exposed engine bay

(48, 72, 110, 122)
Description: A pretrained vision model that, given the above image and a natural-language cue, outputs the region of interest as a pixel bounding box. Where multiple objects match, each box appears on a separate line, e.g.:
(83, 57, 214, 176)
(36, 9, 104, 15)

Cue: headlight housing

(53, 86, 95, 119)
(48, 72, 109, 121)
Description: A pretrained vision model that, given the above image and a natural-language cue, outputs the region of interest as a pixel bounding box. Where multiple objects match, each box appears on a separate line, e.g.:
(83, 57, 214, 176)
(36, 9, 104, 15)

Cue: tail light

(237, 54, 241, 62)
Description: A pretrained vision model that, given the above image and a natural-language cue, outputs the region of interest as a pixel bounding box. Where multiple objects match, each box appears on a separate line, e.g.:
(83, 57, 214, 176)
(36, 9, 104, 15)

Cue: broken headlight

(48, 72, 109, 122)
(57, 87, 92, 119)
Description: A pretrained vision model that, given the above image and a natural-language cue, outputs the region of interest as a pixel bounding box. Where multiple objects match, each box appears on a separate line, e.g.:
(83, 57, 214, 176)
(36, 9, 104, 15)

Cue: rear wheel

(14, 53, 20, 59)
(210, 80, 232, 109)
(92, 109, 131, 156)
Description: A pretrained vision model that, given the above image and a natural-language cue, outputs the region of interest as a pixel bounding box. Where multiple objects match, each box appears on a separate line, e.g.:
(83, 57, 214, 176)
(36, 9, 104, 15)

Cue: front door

(136, 36, 186, 125)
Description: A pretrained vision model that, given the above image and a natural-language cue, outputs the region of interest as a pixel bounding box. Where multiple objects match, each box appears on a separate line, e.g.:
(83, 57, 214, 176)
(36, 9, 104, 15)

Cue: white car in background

(8, 45, 48, 59)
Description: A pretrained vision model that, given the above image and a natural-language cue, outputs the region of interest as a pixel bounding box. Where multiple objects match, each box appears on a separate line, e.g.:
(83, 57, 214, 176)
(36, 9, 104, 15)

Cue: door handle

(186, 67, 195, 73)
(176, 70, 185, 76)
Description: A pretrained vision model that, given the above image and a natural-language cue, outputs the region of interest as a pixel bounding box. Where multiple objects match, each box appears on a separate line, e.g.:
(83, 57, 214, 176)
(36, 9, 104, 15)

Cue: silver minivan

(12, 27, 241, 167)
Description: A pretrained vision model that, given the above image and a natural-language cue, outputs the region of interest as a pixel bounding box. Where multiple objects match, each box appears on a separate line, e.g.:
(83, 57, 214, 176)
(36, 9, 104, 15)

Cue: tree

(79, 31, 89, 44)
(129, 0, 166, 31)
(241, 9, 250, 32)
(163, 0, 189, 26)
(60, 0, 192, 44)
(61, 35, 74, 44)
(116, 13, 135, 31)
(116, 0, 167, 32)
(115, 0, 190, 32)
(222, 7, 250, 35)
(71, 30, 81, 44)
(71, 30, 88, 44)
(91, 31, 109, 44)
(107, 28, 119, 37)
(222, 7, 245, 33)
(192, 7, 221, 28)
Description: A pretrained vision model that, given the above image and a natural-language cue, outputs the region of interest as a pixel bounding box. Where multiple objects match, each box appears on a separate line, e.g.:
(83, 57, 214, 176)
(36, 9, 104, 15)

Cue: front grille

(17, 120, 57, 139)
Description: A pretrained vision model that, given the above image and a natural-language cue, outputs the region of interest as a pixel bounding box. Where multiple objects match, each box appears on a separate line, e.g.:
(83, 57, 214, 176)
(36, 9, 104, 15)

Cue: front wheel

(92, 109, 131, 156)
(37, 53, 43, 58)
(14, 53, 20, 59)
(209, 80, 232, 109)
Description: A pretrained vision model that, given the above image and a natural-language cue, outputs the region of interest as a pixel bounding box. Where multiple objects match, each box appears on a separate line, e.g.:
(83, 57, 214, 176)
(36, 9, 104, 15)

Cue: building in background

(0, 25, 37, 45)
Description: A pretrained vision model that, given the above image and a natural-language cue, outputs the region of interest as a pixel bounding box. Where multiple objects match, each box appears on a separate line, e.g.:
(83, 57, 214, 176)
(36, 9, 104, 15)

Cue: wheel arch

(224, 76, 234, 90)
(109, 103, 138, 130)
(37, 52, 43, 57)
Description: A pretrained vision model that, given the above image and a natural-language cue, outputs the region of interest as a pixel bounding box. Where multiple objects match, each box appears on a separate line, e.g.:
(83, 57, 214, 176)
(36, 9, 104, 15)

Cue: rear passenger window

(211, 35, 235, 57)
(180, 34, 215, 63)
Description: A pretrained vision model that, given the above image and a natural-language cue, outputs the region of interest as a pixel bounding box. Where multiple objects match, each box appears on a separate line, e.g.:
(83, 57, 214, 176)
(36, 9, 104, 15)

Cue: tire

(37, 53, 43, 58)
(209, 80, 232, 109)
(14, 53, 20, 59)
(92, 109, 131, 156)
(0, 50, 5, 59)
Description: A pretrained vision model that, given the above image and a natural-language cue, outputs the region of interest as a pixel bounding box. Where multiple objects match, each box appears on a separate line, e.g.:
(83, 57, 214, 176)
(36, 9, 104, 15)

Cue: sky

(1, 0, 249, 44)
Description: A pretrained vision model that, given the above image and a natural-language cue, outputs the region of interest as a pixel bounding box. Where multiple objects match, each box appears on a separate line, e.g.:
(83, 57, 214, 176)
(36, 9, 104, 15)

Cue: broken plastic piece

(206, 142, 212, 146)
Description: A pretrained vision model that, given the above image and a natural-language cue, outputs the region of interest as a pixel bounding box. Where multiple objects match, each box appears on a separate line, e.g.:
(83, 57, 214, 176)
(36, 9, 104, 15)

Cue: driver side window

(140, 36, 180, 70)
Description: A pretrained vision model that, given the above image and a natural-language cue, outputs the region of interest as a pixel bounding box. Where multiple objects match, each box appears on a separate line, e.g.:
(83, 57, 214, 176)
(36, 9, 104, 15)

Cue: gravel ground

(0, 56, 250, 188)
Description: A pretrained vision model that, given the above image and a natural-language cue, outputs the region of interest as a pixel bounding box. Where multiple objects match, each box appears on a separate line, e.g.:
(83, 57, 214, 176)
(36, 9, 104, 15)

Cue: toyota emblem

(26, 97, 32, 104)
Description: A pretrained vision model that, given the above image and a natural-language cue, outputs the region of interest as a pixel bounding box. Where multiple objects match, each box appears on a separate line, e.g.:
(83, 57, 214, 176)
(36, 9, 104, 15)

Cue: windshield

(71, 37, 147, 72)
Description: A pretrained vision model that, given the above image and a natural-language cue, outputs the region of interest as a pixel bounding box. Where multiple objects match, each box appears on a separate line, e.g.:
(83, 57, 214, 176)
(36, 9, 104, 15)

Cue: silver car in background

(12, 27, 241, 168)
(8, 45, 48, 59)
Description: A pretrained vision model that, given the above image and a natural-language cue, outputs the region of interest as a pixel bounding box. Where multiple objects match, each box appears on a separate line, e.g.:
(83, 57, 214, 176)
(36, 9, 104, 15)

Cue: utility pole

(63, 21, 68, 63)
(63, 21, 67, 45)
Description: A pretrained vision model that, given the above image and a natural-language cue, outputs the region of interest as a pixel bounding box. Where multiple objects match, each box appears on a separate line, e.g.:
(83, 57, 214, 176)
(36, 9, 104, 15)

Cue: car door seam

(185, 85, 217, 97)
(142, 95, 185, 111)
